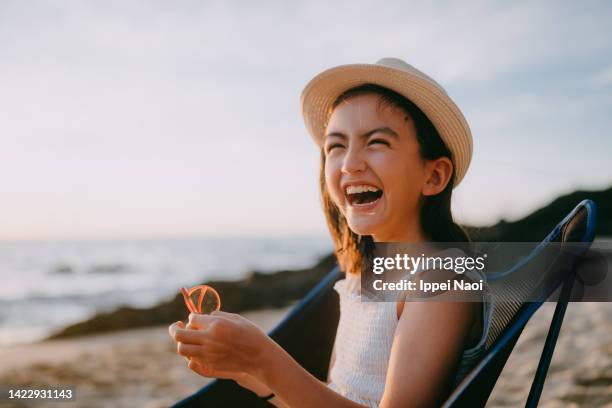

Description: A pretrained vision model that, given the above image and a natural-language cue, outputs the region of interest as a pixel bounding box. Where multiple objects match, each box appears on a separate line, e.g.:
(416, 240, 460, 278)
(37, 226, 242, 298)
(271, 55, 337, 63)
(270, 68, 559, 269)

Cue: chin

(346, 217, 383, 238)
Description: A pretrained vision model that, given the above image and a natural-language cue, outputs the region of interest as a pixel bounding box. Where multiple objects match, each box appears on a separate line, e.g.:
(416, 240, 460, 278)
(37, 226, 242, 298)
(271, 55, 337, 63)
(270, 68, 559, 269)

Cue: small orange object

(181, 285, 221, 314)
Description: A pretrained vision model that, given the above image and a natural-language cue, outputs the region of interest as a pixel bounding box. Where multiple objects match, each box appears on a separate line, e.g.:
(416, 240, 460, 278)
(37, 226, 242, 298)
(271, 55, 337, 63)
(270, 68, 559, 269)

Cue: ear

(422, 157, 453, 196)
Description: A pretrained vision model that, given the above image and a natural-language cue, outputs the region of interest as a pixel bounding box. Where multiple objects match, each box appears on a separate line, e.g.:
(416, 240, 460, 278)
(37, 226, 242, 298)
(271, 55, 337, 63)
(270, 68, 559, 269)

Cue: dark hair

(319, 83, 469, 274)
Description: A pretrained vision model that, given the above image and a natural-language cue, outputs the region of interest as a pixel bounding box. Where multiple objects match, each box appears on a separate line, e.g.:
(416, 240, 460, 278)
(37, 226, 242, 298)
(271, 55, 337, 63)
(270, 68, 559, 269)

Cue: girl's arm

(171, 298, 475, 408)
(259, 300, 476, 408)
(187, 365, 291, 408)
(170, 312, 368, 408)
(238, 342, 335, 407)
(257, 340, 366, 408)
(381, 269, 480, 407)
(379, 299, 477, 407)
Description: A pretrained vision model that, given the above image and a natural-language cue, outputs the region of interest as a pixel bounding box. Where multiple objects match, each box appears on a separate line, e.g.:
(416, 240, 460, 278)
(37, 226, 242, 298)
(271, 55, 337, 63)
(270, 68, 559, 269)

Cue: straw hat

(300, 57, 473, 187)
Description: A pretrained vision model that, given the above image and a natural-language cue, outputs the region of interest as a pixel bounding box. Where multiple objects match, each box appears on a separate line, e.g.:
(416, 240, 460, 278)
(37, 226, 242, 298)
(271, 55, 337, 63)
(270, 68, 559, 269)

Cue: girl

(169, 58, 490, 407)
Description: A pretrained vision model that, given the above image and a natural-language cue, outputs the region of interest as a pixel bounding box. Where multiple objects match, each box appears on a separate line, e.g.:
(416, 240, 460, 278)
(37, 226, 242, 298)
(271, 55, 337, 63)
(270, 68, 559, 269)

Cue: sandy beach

(489, 302, 612, 407)
(1, 303, 611, 407)
(0, 306, 294, 408)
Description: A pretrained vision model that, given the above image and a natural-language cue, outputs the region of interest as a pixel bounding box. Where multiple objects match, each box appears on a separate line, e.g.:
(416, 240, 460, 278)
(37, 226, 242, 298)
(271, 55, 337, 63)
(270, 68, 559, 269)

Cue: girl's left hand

(168, 311, 274, 381)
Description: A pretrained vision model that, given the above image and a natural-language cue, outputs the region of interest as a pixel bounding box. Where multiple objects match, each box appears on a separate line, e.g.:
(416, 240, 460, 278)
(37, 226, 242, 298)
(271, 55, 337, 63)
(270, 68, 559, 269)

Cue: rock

(51, 264, 74, 274)
(46, 253, 337, 339)
(88, 263, 130, 274)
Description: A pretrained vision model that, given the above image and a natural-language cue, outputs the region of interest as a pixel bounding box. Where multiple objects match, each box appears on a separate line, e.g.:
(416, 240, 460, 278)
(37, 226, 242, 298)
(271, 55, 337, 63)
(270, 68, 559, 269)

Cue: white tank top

(327, 272, 491, 407)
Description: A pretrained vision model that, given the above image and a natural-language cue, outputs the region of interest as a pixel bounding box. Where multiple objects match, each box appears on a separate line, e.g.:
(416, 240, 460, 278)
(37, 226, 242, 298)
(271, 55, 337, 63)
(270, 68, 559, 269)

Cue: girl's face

(324, 93, 447, 242)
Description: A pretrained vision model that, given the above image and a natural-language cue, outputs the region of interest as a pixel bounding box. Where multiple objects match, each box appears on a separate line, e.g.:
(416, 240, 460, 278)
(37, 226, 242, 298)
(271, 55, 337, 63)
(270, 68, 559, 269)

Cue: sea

(0, 236, 333, 346)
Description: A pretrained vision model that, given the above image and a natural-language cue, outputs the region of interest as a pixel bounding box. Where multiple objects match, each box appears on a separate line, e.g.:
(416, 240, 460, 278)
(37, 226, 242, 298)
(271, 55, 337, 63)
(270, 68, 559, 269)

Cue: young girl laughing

(169, 58, 490, 407)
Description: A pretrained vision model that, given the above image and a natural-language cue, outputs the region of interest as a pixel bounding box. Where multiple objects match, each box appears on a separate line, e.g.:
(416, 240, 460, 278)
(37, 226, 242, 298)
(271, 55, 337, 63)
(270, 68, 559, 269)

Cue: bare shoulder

(396, 267, 480, 319)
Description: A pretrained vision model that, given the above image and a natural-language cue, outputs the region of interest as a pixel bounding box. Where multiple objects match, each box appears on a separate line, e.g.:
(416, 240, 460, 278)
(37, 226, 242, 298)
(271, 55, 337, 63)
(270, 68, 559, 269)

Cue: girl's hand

(168, 311, 275, 382)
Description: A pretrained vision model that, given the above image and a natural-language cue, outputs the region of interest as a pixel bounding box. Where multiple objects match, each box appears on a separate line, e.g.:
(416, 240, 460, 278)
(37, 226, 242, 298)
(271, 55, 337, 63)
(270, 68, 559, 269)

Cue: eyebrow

(324, 126, 399, 141)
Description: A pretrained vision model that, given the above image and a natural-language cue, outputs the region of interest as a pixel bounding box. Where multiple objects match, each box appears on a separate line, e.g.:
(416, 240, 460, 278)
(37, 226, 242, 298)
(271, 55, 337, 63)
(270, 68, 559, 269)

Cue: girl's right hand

(181, 320, 273, 398)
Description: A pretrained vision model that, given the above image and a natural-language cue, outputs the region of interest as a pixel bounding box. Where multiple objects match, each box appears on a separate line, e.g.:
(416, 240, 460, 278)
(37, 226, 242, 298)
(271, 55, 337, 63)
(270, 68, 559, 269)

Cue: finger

(188, 359, 216, 378)
(188, 359, 237, 380)
(188, 313, 217, 329)
(177, 342, 207, 359)
(210, 310, 238, 319)
(168, 321, 185, 339)
(185, 320, 204, 330)
(174, 327, 207, 345)
(186, 321, 219, 331)
(188, 359, 210, 375)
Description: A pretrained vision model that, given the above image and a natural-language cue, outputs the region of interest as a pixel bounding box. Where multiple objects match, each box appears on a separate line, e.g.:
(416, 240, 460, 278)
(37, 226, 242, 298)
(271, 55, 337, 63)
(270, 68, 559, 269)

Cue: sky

(0, 0, 611, 240)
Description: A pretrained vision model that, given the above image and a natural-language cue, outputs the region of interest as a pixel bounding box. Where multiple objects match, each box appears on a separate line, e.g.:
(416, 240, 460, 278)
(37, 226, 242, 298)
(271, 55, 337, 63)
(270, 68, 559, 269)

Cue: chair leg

(525, 275, 574, 407)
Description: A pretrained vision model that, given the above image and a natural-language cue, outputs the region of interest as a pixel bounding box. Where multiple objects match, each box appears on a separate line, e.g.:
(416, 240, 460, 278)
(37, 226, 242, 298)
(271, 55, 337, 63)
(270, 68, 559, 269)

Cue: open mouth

(345, 185, 383, 206)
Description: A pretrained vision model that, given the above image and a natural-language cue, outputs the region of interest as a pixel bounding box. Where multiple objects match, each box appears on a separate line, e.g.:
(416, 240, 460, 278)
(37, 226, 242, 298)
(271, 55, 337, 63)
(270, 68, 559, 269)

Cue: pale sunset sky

(1, 0, 611, 240)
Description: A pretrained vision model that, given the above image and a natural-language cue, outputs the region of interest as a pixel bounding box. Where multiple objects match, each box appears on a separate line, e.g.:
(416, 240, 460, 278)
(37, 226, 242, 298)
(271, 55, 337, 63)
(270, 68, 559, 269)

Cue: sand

(488, 302, 612, 407)
(0, 306, 293, 408)
(1, 303, 611, 407)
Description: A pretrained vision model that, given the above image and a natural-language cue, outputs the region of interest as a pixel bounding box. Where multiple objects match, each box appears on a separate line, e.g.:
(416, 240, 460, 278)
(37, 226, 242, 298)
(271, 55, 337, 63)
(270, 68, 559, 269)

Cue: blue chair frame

(443, 199, 597, 407)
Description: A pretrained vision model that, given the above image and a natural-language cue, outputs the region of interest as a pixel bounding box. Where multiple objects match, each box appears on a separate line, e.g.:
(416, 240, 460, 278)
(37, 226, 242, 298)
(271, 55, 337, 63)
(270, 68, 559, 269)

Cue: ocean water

(0, 236, 333, 346)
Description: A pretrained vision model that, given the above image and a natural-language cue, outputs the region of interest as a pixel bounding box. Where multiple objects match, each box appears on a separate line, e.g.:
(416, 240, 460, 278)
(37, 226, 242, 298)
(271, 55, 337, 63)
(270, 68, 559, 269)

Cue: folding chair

(443, 199, 596, 407)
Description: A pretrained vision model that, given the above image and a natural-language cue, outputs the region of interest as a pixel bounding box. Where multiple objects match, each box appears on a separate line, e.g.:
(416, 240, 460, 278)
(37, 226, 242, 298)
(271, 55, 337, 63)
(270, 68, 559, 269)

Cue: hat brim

(300, 63, 472, 186)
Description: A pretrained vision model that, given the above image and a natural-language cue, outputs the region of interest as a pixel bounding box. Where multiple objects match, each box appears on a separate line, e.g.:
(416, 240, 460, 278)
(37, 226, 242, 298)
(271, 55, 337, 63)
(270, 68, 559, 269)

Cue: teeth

(345, 185, 380, 194)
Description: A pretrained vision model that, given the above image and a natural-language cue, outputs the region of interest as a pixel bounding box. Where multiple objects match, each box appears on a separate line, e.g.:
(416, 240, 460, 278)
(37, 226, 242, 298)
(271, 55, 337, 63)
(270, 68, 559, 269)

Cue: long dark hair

(319, 84, 469, 274)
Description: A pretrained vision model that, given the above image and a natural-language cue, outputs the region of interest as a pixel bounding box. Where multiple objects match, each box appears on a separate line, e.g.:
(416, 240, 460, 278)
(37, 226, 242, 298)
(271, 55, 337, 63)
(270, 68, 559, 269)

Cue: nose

(341, 146, 366, 174)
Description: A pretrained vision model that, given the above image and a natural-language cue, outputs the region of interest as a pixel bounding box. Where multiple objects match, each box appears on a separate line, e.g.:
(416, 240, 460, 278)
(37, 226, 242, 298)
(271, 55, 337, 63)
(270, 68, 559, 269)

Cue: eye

(368, 138, 390, 147)
(326, 143, 345, 153)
